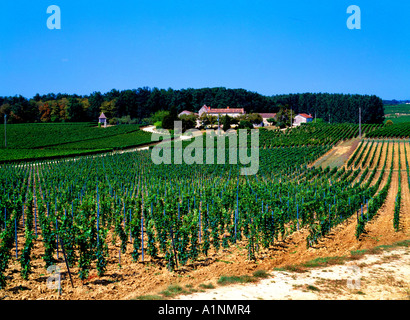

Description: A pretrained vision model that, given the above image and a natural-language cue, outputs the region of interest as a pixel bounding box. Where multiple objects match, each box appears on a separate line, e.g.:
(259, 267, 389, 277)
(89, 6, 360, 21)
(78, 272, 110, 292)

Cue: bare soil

(311, 138, 361, 169)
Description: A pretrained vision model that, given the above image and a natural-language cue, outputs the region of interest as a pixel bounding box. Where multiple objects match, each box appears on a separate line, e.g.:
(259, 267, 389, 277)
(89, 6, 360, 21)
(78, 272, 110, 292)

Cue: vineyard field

(366, 123, 410, 138)
(0, 123, 152, 162)
(0, 124, 409, 300)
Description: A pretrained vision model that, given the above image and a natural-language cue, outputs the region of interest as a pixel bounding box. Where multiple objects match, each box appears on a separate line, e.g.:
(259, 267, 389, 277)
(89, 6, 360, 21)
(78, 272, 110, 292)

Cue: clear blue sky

(0, 0, 409, 100)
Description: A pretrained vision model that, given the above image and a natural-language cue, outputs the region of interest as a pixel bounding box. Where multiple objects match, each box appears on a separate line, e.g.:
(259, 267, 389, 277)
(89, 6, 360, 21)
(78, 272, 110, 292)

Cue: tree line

(0, 88, 384, 124)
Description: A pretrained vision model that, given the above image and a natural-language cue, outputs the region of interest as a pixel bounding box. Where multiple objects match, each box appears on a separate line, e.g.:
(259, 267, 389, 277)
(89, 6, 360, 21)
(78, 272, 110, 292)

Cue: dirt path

(372, 141, 390, 192)
(174, 246, 410, 300)
(362, 142, 378, 169)
(311, 138, 360, 169)
(352, 142, 379, 186)
(399, 143, 410, 233)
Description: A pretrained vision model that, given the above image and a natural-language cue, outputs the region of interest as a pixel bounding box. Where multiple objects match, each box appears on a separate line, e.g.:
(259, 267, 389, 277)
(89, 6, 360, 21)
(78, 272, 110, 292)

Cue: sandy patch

(174, 247, 410, 300)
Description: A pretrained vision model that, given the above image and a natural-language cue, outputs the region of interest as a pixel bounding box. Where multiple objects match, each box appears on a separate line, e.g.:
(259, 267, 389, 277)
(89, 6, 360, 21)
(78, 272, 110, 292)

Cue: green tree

(180, 114, 197, 131)
(162, 106, 179, 130)
(88, 92, 104, 121)
(66, 98, 85, 122)
(199, 114, 217, 127)
(276, 105, 295, 128)
(222, 115, 231, 131)
(267, 118, 276, 126)
(247, 113, 263, 125)
(151, 110, 170, 124)
(238, 120, 253, 129)
(100, 99, 117, 120)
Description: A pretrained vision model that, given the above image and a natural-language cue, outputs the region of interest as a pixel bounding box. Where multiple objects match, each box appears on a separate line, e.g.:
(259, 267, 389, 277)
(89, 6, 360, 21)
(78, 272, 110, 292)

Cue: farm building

(99, 112, 107, 127)
(294, 113, 313, 126)
(258, 113, 277, 126)
(198, 105, 245, 118)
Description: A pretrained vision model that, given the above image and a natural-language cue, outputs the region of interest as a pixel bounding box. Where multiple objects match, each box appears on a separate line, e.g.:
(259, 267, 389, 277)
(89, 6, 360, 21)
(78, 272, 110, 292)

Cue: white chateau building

(198, 105, 245, 118)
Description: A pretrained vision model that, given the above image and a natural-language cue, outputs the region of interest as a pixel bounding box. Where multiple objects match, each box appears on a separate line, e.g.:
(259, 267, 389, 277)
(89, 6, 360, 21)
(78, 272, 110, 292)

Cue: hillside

(0, 124, 409, 300)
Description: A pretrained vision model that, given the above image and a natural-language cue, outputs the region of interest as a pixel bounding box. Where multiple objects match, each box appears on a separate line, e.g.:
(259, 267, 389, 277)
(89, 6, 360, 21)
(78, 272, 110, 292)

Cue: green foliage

(366, 122, 410, 138)
(238, 120, 253, 129)
(66, 98, 85, 122)
(159, 284, 186, 297)
(393, 191, 401, 232)
(217, 275, 256, 285)
(198, 114, 217, 127)
(0, 123, 407, 287)
(355, 217, 366, 239)
(275, 105, 295, 128)
(394, 145, 401, 232)
(162, 106, 179, 130)
(252, 270, 269, 278)
(179, 114, 197, 132)
(0, 90, 385, 125)
(20, 229, 34, 280)
(151, 110, 170, 124)
(267, 118, 276, 125)
(74, 196, 98, 281)
(0, 123, 152, 162)
(130, 211, 141, 262)
(118, 115, 138, 124)
(237, 113, 263, 125)
(222, 115, 232, 131)
(0, 123, 144, 149)
(260, 123, 380, 148)
(0, 212, 17, 288)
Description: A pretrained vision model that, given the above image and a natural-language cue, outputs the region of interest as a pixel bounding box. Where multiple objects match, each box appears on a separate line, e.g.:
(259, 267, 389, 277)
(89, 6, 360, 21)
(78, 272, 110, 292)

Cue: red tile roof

(298, 113, 313, 119)
(259, 113, 277, 119)
(202, 106, 245, 114)
(209, 109, 245, 113)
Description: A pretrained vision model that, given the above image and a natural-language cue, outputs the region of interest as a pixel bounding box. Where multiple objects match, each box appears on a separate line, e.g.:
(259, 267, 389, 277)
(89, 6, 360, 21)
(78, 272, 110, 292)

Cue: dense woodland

(0, 87, 384, 124)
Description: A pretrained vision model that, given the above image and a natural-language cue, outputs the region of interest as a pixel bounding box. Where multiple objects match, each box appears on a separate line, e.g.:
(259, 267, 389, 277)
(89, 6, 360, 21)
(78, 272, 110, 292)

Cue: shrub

(253, 270, 269, 278)
(162, 107, 179, 130)
(109, 118, 117, 125)
(238, 120, 253, 129)
(118, 115, 138, 124)
(222, 115, 232, 131)
(151, 110, 170, 124)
